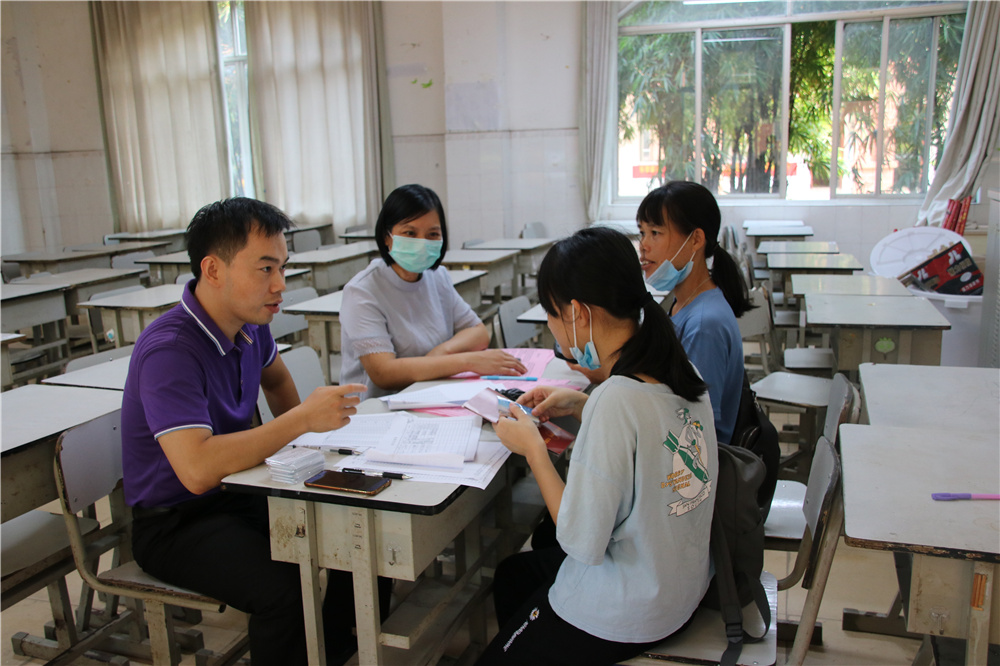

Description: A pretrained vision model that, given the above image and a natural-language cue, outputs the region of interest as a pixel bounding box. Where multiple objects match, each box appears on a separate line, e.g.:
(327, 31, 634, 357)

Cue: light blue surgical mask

(569, 303, 601, 371)
(645, 232, 694, 292)
(388, 235, 443, 274)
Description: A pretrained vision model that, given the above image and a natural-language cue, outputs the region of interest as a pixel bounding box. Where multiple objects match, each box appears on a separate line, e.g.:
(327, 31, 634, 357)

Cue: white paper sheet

(381, 380, 499, 410)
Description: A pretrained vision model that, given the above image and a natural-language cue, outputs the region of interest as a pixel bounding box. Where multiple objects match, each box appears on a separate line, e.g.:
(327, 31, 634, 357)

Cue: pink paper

(448, 347, 556, 380)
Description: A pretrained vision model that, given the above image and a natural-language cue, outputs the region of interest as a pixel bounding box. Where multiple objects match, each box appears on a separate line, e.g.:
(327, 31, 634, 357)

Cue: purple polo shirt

(121, 280, 278, 508)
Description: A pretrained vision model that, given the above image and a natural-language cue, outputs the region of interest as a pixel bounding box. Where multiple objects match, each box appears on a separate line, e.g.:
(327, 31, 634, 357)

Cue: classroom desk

(1, 333, 26, 390)
(42, 354, 133, 391)
(283, 267, 313, 291)
(464, 238, 555, 295)
(3, 249, 111, 277)
(1, 384, 123, 523)
(1, 283, 70, 378)
(284, 221, 336, 247)
(745, 225, 814, 249)
(339, 229, 376, 244)
(286, 242, 379, 294)
(221, 406, 505, 665)
(221, 357, 577, 664)
(105, 228, 187, 253)
(742, 219, 805, 229)
(839, 422, 999, 666)
(440, 249, 519, 303)
(19, 268, 146, 317)
(766, 252, 863, 298)
(135, 250, 191, 286)
(757, 241, 839, 255)
(80, 284, 184, 346)
(790, 274, 911, 298)
(803, 294, 950, 374)
(283, 270, 486, 383)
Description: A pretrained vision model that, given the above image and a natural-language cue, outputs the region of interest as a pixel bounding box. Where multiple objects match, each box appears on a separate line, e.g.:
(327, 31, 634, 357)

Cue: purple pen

(931, 493, 1000, 501)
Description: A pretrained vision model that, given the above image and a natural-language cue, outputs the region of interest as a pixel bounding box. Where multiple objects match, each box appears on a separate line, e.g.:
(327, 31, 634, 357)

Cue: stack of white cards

(265, 447, 325, 484)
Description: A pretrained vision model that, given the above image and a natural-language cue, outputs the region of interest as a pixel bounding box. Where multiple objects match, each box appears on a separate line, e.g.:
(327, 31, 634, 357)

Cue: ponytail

(537, 227, 706, 402)
(611, 296, 707, 403)
(710, 245, 755, 318)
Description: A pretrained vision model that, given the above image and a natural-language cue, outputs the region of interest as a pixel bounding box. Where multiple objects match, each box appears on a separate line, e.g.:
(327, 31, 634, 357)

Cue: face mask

(568, 303, 601, 371)
(645, 232, 694, 292)
(388, 235, 443, 274)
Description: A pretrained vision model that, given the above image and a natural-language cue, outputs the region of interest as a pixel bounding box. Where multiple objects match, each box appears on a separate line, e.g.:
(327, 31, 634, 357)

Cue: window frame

(614, 1, 967, 204)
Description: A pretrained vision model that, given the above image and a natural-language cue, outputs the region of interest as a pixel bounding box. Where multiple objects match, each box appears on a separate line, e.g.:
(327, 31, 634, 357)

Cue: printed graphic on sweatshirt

(661, 407, 712, 516)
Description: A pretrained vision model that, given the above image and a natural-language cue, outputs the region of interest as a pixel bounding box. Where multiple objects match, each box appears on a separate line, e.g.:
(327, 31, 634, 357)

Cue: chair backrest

(292, 230, 321, 253)
(462, 239, 484, 249)
(2, 262, 21, 283)
(738, 287, 771, 339)
(496, 295, 539, 348)
(822, 373, 859, 441)
(65, 344, 135, 372)
(257, 346, 326, 423)
(345, 224, 368, 234)
(800, 436, 841, 588)
(112, 250, 155, 270)
(282, 286, 319, 308)
(55, 410, 124, 516)
(12, 271, 53, 283)
(268, 312, 307, 341)
(521, 222, 547, 239)
(175, 272, 194, 284)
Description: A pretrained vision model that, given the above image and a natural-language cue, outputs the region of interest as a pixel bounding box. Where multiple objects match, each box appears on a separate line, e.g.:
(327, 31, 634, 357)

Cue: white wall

(383, 1, 585, 247)
(1, 1, 114, 254)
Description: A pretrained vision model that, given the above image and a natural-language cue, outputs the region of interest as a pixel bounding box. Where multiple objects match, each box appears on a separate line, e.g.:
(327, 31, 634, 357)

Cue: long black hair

(637, 181, 754, 317)
(374, 184, 449, 271)
(537, 226, 706, 402)
(186, 197, 293, 280)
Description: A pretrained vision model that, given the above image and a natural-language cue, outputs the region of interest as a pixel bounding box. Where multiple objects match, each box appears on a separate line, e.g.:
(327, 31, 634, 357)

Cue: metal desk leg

(307, 320, 331, 384)
(350, 507, 383, 665)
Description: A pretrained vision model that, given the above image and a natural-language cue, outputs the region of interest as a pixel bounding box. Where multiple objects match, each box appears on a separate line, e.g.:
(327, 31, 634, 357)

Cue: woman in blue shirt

(638, 181, 754, 444)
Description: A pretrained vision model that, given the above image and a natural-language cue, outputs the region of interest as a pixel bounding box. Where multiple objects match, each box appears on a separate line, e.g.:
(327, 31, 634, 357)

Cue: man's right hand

(299, 383, 367, 432)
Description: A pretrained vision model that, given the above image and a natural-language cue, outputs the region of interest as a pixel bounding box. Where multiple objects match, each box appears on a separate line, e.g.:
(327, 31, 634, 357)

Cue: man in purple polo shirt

(122, 198, 379, 665)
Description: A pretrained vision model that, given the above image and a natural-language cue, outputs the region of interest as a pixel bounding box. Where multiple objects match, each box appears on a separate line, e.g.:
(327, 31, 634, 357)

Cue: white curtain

(580, 2, 618, 224)
(917, 3, 1000, 226)
(92, 2, 228, 232)
(245, 2, 381, 234)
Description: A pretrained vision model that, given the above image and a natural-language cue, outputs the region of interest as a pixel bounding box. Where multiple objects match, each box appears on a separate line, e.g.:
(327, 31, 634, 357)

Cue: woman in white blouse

(340, 184, 526, 398)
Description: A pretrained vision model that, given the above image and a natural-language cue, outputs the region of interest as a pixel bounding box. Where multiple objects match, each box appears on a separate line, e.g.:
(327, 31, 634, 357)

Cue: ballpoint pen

(291, 445, 360, 456)
(343, 468, 412, 480)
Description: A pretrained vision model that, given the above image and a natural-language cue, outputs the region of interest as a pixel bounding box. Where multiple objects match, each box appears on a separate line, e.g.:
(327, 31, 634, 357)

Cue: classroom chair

(256, 346, 326, 423)
(174, 272, 194, 285)
(771, 437, 843, 666)
(2, 261, 21, 282)
(75, 284, 146, 355)
(64, 344, 135, 373)
(292, 229, 322, 253)
(53, 410, 249, 666)
(462, 239, 484, 249)
(620, 572, 778, 666)
(2, 508, 102, 661)
(520, 222, 547, 239)
(492, 296, 539, 349)
(267, 287, 319, 347)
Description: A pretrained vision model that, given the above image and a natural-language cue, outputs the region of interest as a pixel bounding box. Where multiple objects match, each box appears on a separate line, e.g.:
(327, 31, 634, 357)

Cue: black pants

(478, 547, 665, 665)
(131, 493, 391, 666)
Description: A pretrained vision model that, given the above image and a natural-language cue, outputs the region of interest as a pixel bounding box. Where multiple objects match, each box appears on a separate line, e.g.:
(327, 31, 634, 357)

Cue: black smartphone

(303, 470, 391, 496)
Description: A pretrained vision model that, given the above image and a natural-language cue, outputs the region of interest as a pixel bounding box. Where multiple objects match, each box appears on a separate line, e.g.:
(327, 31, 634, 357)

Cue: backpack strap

(711, 509, 772, 666)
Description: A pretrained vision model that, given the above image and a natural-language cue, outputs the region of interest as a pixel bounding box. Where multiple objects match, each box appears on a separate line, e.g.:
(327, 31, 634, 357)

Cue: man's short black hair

(185, 198, 294, 280)
(374, 184, 449, 270)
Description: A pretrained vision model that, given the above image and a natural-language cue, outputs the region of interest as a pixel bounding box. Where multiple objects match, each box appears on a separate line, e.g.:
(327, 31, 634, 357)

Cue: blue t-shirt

(121, 280, 277, 508)
(670, 287, 743, 444)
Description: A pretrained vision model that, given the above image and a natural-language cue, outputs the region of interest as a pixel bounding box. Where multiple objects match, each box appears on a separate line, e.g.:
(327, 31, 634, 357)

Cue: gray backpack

(701, 443, 771, 666)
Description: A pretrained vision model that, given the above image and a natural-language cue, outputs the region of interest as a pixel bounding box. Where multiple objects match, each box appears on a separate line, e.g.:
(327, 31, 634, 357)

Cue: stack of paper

(382, 381, 498, 410)
(265, 447, 325, 484)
